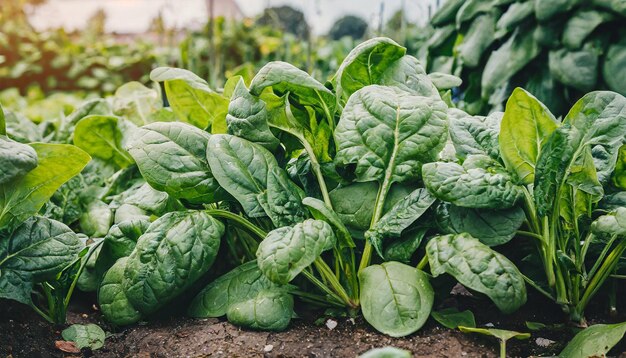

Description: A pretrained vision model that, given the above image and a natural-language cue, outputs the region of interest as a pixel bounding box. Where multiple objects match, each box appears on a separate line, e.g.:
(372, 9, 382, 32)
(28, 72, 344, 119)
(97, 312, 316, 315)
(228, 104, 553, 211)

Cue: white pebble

(264, 344, 274, 352)
(326, 319, 338, 330)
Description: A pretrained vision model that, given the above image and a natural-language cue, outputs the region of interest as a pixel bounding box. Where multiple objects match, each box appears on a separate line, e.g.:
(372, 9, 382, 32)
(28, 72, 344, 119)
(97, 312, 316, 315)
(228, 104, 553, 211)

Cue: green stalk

(314, 258, 356, 307)
(499, 340, 507, 358)
(522, 274, 555, 301)
(416, 255, 429, 271)
(301, 139, 333, 209)
(359, 178, 392, 272)
(205, 209, 267, 239)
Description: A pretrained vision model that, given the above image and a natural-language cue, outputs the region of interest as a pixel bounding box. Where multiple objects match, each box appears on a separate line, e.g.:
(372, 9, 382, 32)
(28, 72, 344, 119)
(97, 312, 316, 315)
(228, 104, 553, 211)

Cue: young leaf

(366, 188, 436, 257)
(227, 289, 294, 331)
(257, 219, 336, 284)
(359, 262, 434, 337)
(535, 91, 626, 217)
(458, 326, 530, 358)
(359, 346, 412, 358)
(122, 211, 224, 314)
(613, 145, 626, 189)
(500, 88, 558, 184)
(112, 82, 162, 126)
(559, 322, 626, 358)
(383, 228, 429, 263)
(422, 155, 524, 209)
(61, 324, 106, 350)
(73, 115, 135, 169)
(0, 143, 90, 228)
(431, 308, 476, 329)
(207, 134, 307, 227)
(150, 67, 229, 131)
(426, 233, 527, 314)
(335, 85, 448, 184)
(0, 217, 82, 304)
(98, 257, 142, 326)
(0, 103, 6, 135)
(448, 109, 501, 161)
(302, 197, 354, 249)
(125, 122, 224, 204)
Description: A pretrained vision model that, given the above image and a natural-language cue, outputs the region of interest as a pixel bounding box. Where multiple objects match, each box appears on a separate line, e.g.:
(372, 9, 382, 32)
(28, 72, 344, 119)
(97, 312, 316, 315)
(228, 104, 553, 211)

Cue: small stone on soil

(326, 319, 338, 330)
(535, 338, 555, 347)
(264, 344, 274, 352)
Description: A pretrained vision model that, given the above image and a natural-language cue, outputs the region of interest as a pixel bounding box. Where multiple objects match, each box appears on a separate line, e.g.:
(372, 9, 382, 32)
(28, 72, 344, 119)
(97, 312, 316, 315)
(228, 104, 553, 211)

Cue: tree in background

(255, 6, 309, 39)
(328, 15, 368, 40)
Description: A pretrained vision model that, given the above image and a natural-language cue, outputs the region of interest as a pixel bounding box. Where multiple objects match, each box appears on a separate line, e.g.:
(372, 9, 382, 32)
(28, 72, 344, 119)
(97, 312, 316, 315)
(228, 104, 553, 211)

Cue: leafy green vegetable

(359, 347, 411, 358)
(0, 216, 82, 304)
(0, 137, 38, 185)
(431, 308, 476, 329)
(448, 109, 501, 161)
(126, 122, 224, 204)
(122, 211, 224, 314)
(73, 115, 135, 168)
(559, 322, 626, 358)
(359, 262, 433, 337)
(61, 324, 106, 350)
(98, 257, 142, 326)
(257, 219, 335, 284)
(459, 326, 530, 358)
(426, 233, 527, 314)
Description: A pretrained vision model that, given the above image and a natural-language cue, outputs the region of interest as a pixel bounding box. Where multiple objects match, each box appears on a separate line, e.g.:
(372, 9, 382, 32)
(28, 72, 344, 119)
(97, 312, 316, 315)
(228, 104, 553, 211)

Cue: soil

(2, 289, 626, 358)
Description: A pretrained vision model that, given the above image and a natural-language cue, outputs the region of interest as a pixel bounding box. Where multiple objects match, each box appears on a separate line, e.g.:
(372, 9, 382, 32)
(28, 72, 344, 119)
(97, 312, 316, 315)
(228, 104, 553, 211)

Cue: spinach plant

(423, 87, 626, 323)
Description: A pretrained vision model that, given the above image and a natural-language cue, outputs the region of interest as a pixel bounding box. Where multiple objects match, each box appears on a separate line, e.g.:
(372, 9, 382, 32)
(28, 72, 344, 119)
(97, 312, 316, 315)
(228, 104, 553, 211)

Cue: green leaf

(95, 218, 150, 278)
(123, 211, 224, 314)
(79, 200, 112, 237)
(500, 88, 558, 184)
(549, 46, 599, 92)
(0, 143, 90, 229)
(603, 43, 626, 96)
(383, 228, 429, 263)
(456, 0, 497, 26)
(535, 91, 626, 217)
(302, 197, 354, 249)
(482, 29, 540, 98)
(535, 0, 582, 21)
(112, 82, 161, 126)
(495, 2, 534, 39)
(426, 233, 527, 313)
(335, 85, 448, 184)
(73, 115, 135, 169)
(591, 207, 626, 237)
(563, 10, 615, 50)
(207, 134, 307, 227)
(150, 67, 229, 131)
(458, 326, 530, 347)
(377, 55, 438, 97)
(436, 203, 525, 246)
(226, 78, 280, 151)
(227, 288, 293, 331)
(448, 109, 501, 161)
(55, 99, 113, 142)
(431, 0, 464, 26)
(249, 61, 336, 115)
(359, 262, 434, 337)
(359, 347, 411, 358)
(0, 137, 38, 185)
(0, 217, 82, 304)
(366, 188, 436, 257)
(559, 322, 626, 358)
(334, 37, 406, 102)
(257, 219, 335, 284)
(422, 155, 524, 209)
(431, 308, 476, 329)
(61, 324, 106, 350)
(0, 103, 6, 135)
(613, 145, 626, 189)
(457, 14, 495, 68)
(428, 72, 463, 90)
(98, 257, 142, 326)
(125, 122, 224, 204)
(188, 261, 258, 318)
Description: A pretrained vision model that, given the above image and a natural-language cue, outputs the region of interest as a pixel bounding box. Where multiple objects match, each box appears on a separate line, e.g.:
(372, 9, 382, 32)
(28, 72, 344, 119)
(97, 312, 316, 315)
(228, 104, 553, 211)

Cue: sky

(27, 0, 440, 35)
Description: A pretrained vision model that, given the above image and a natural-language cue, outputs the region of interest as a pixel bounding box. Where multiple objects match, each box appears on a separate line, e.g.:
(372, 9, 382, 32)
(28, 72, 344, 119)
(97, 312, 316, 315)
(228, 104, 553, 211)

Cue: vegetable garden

(1, 1, 626, 357)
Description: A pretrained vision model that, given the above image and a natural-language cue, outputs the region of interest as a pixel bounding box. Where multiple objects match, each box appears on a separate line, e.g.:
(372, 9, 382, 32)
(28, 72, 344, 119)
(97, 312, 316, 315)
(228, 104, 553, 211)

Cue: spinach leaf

(126, 122, 224, 204)
(0, 103, 5, 135)
(448, 109, 501, 161)
(61, 324, 106, 350)
(0, 217, 82, 304)
(383, 228, 429, 263)
(302, 197, 354, 249)
(359, 347, 411, 358)
(335, 85, 448, 184)
(95, 218, 150, 277)
(0, 143, 90, 228)
(0, 136, 38, 185)
(98, 257, 142, 326)
(366, 188, 436, 257)
(123, 211, 224, 314)
(559, 322, 626, 358)
(422, 155, 524, 209)
(73, 115, 135, 169)
(207, 134, 307, 227)
(359, 262, 434, 337)
(112, 82, 162, 126)
(458, 14, 496, 67)
(535, 91, 626, 217)
(613, 145, 626, 189)
(257, 219, 336, 284)
(431, 308, 476, 329)
(79, 200, 112, 237)
(150, 67, 229, 131)
(500, 88, 558, 184)
(426, 233, 527, 314)
(549, 46, 600, 92)
(563, 10, 615, 50)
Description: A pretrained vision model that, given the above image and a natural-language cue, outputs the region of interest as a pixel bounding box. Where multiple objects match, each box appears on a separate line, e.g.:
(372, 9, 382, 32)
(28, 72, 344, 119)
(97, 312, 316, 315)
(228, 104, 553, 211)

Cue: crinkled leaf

(207, 134, 307, 227)
(422, 155, 524, 209)
(426, 233, 527, 314)
(98, 257, 142, 326)
(112, 82, 161, 126)
(257, 219, 335, 284)
(448, 109, 501, 161)
(123, 211, 224, 314)
(302, 197, 354, 249)
(535, 0, 582, 21)
(0, 137, 38, 185)
(0, 217, 82, 304)
(79, 200, 112, 237)
(359, 262, 433, 337)
(61, 324, 106, 350)
(500, 88, 558, 184)
(563, 10, 615, 49)
(335, 85, 448, 184)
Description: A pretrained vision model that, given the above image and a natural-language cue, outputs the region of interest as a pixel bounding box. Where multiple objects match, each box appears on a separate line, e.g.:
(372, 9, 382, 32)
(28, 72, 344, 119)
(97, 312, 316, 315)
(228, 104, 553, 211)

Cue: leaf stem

(416, 255, 429, 271)
(205, 209, 267, 239)
(359, 178, 392, 272)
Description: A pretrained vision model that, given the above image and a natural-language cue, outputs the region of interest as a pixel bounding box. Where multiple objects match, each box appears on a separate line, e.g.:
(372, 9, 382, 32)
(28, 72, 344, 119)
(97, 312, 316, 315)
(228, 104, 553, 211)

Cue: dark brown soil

(2, 289, 625, 358)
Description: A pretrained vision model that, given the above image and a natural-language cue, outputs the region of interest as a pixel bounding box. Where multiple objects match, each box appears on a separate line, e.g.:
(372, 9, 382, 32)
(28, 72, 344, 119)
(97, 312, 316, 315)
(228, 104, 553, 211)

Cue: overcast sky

(28, 0, 439, 35)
